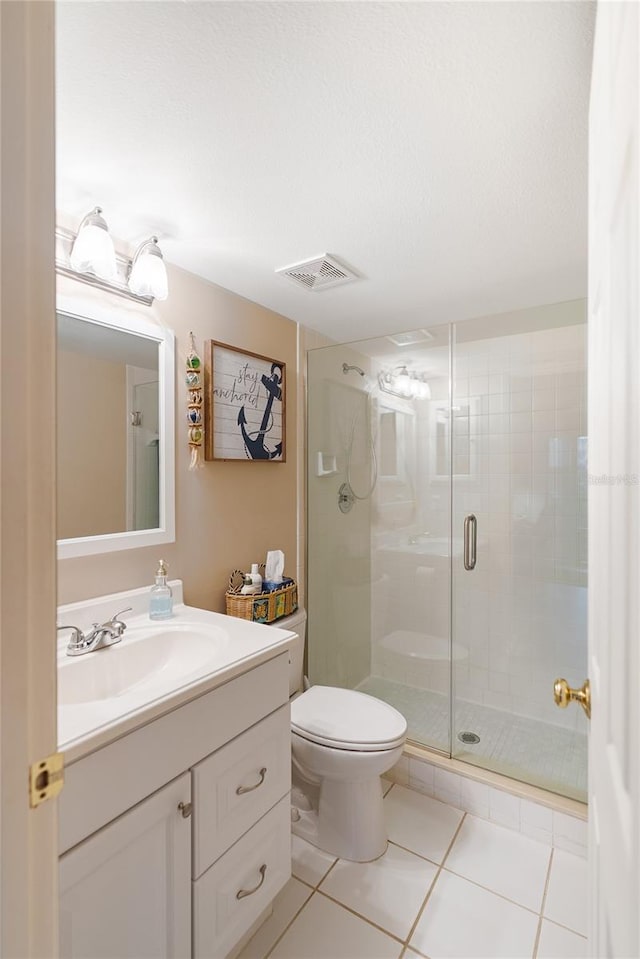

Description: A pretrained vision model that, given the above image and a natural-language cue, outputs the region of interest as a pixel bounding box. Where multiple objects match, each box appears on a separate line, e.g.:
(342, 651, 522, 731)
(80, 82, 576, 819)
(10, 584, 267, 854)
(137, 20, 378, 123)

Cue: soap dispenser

(149, 559, 173, 620)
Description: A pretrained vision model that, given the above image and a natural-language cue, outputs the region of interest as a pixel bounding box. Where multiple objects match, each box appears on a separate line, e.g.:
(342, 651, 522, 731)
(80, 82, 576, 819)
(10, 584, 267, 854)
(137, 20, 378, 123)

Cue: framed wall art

(204, 341, 286, 462)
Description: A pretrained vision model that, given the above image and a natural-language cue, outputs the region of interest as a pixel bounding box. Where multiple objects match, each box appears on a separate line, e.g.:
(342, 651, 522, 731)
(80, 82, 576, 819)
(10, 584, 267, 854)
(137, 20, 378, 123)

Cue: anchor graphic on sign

(237, 363, 283, 460)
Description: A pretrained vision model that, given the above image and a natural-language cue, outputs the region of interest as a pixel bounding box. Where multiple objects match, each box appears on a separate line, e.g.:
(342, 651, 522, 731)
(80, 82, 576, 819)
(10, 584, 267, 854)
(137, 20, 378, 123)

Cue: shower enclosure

(306, 301, 588, 802)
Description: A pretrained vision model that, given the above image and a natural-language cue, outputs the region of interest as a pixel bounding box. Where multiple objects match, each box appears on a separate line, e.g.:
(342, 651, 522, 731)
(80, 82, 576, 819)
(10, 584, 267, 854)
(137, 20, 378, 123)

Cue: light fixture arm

(76, 206, 108, 233)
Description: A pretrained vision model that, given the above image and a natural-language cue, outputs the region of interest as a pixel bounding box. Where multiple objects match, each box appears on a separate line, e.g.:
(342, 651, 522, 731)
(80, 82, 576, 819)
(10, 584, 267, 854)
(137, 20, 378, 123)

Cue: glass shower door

(450, 315, 588, 801)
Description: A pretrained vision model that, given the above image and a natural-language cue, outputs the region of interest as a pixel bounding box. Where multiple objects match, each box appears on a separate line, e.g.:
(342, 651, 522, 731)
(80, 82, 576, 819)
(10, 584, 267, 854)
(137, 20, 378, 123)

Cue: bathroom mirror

(434, 398, 480, 479)
(377, 398, 415, 484)
(56, 296, 175, 558)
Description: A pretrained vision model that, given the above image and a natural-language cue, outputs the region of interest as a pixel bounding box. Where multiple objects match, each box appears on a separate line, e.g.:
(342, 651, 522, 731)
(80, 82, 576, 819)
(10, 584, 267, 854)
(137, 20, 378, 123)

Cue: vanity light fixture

(56, 212, 168, 305)
(128, 236, 169, 301)
(68, 207, 117, 281)
(378, 365, 431, 400)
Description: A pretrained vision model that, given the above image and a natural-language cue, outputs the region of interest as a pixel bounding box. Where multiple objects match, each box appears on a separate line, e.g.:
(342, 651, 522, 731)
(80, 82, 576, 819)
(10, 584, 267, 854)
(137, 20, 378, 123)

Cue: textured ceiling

(55, 1, 595, 341)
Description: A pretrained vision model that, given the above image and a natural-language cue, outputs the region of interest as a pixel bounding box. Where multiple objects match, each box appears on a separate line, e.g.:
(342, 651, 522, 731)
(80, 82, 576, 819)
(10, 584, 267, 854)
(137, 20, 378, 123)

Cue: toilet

(273, 608, 407, 862)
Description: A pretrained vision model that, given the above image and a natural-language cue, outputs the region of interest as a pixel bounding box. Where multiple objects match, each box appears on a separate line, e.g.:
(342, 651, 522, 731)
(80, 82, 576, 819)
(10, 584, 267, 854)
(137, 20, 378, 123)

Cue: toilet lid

(291, 686, 408, 752)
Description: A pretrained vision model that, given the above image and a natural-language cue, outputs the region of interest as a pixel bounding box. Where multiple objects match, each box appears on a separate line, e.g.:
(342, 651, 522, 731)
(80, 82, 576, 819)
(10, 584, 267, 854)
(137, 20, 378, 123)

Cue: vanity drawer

(192, 704, 290, 878)
(193, 795, 291, 959)
(60, 653, 289, 854)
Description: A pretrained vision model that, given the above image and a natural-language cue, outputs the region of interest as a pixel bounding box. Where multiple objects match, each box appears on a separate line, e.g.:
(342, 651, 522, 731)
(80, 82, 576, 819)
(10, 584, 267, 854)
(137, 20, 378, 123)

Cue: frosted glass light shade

(128, 238, 168, 300)
(69, 208, 117, 281)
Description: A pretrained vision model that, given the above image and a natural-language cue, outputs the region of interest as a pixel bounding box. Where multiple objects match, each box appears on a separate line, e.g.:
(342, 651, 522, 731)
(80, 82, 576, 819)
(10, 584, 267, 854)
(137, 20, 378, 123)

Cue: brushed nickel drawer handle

(236, 864, 267, 900)
(236, 767, 267, 795)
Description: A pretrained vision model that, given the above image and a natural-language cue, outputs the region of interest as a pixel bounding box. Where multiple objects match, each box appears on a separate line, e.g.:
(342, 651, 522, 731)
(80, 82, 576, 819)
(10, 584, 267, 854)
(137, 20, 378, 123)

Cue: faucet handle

(106, 607, 133, 637)
(110, 606, 133, 624)
(111, 606, 133, 621)
(57, 624, 87, 652)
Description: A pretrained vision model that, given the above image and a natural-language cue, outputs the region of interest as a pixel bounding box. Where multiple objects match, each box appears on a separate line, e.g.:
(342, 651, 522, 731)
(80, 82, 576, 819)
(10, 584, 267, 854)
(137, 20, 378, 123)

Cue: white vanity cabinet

(60, 774, 192, 959)
(58, 651, 292, 959)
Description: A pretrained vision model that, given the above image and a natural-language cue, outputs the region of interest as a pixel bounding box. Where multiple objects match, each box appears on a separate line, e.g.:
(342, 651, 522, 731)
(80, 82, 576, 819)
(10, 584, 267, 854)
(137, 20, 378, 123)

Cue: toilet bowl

(290, 685, 406, 861)
(272, 608, 408, 862)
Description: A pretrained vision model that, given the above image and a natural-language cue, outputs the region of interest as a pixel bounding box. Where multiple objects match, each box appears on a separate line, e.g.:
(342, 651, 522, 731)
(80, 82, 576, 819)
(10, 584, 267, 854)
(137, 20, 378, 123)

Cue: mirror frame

(56, 294, 175, 558)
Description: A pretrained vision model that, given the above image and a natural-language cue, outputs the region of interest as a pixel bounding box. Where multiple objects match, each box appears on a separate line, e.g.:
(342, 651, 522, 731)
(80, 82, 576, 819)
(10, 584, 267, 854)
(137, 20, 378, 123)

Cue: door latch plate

(29, 752, 64, 808)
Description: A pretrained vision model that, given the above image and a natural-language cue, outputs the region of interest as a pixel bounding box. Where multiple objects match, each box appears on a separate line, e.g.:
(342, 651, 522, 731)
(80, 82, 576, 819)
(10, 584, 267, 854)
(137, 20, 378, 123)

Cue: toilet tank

(270, 608, 306, 697)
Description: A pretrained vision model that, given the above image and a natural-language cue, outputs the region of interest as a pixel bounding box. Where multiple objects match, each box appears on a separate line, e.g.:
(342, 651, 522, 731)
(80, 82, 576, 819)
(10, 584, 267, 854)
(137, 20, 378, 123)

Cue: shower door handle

(463, 514, 477, 571)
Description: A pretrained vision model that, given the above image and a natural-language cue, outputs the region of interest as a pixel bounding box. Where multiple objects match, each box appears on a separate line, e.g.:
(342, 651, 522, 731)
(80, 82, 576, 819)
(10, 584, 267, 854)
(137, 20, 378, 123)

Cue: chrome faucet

(57, 607, 133, 657)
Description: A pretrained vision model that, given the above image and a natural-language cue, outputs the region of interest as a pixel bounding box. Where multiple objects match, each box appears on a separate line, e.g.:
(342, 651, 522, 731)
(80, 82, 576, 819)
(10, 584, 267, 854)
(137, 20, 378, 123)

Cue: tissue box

(262, 576, 294, 593)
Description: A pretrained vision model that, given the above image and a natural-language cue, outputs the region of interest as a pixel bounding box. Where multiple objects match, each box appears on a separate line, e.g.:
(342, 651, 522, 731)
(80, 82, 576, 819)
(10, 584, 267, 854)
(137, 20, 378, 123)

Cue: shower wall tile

(408, 757, 435, 796)
(434, 768, 462, 807)
(553, 811, 588, 853)
(553, 837, 588, 858)
(489, 788, 521, 829)
(460, 778, 490, 818)
(520, 799, 553, 845)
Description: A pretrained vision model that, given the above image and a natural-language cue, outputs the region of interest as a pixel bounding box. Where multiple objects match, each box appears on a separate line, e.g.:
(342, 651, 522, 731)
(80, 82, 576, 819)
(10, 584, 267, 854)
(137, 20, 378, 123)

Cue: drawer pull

(178, 801, 192, 818)
(236, 864, 267, 900)
(236, 767, 267, 795)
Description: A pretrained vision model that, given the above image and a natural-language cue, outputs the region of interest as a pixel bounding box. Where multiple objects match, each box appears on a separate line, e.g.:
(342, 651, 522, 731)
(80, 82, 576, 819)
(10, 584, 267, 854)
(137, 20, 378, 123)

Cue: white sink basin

(56, 589, 296, 761)
(58, 625, 229, 706)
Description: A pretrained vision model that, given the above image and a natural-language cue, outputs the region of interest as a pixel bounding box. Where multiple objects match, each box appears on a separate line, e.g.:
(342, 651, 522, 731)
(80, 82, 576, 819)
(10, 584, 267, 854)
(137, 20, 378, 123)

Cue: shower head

(342, 362, 365, 377)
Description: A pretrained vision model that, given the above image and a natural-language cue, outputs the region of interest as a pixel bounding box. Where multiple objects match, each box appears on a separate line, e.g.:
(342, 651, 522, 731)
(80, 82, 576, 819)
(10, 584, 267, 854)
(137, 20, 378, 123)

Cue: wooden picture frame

(204, 340, 286, 462)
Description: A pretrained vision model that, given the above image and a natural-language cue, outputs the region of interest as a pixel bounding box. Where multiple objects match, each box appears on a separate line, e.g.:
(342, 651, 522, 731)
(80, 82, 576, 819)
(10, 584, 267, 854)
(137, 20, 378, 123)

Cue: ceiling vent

(275, 254, 358, 292)
(387, 329, 435, 348)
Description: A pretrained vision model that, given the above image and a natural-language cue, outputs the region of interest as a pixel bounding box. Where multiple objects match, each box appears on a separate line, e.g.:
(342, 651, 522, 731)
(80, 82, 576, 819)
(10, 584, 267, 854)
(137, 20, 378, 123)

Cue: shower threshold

(357, 674, 587, 803)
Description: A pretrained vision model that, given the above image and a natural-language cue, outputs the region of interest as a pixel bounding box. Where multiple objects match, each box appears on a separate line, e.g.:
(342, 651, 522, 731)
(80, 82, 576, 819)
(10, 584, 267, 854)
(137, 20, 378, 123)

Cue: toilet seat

(291, 685, 407, 752)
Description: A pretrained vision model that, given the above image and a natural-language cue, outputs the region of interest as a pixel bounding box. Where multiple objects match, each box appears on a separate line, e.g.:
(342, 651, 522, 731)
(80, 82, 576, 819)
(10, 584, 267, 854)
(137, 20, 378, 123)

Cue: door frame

(0, 2, 58, 956)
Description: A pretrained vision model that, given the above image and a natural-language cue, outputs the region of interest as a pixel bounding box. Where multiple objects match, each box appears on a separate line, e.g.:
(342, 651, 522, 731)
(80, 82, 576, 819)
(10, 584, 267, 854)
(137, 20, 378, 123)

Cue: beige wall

(57, 349, 127, 539)
(57, 262, 299, 611)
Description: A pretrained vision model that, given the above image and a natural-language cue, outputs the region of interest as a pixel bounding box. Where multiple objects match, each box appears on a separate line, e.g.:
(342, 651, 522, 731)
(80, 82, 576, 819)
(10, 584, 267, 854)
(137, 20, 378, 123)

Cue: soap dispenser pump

(149, 559, 173, 620)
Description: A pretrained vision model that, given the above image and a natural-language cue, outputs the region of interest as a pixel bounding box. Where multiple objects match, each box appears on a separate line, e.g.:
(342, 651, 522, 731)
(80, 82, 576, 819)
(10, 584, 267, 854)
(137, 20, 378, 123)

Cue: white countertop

(58, 584, 295, 764)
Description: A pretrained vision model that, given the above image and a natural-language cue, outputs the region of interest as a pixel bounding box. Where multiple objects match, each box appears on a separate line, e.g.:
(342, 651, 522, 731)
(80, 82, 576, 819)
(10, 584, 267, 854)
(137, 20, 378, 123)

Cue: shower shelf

(315, 452, 338, 477)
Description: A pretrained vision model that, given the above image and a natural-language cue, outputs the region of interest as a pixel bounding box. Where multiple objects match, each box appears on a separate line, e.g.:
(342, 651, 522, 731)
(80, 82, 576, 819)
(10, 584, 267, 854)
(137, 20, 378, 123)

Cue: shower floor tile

(357, 675, 587, 802)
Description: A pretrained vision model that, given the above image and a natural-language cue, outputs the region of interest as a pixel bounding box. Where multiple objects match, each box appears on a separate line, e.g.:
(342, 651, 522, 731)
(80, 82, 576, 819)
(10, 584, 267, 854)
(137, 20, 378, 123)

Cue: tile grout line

(401, 812, 469, 952)
(273, 807, 571, 959)
(316, 886, 406, 946)
(290, 828, 447, 957)
(438, 863, 548, 918)
(532, 847, 555, 959)
(278, 849, 412, 955)
(263, 855, 339, 959)
(387, 838, 442, 868)
(262, 886, 316, 959)
(543, 917, 588, 940)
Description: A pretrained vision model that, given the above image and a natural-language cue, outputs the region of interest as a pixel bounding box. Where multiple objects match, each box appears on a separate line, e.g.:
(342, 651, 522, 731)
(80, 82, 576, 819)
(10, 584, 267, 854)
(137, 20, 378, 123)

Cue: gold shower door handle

(554, 678, 591, 720)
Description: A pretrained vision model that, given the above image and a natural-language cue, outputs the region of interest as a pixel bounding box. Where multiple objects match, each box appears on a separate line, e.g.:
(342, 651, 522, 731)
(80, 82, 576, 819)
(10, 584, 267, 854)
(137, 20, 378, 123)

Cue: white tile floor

(239, 784, 587, 959)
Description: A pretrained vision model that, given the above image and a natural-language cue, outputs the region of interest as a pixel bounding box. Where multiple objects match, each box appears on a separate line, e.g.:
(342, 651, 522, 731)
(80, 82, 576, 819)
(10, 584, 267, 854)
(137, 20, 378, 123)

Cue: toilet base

(292, 776, 388, 862)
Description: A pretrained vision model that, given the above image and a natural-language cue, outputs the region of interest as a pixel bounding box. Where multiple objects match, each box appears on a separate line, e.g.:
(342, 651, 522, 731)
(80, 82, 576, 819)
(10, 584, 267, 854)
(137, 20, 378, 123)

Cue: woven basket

(225, 568, 298, 624)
